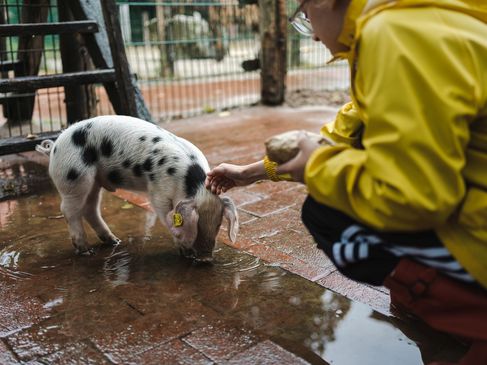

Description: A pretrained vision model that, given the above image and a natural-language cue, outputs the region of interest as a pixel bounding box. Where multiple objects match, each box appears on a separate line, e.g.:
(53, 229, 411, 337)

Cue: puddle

(211, 247, 262, 274)
(102, 248, 133, 287)
(0, 160, 52, 201)
(0, 188, 466, 364)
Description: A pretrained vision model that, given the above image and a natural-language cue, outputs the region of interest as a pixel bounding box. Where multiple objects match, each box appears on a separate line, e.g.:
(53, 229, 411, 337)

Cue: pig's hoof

(101, 236, 121, 246)
(75, 247, 95, 256)
(179, 247, 195, 259)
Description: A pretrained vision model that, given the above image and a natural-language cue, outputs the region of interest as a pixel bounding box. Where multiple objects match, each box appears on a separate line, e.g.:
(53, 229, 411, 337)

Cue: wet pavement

(0, 106, 469, 364)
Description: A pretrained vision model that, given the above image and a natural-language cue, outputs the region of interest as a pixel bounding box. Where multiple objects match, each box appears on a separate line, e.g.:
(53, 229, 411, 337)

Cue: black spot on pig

(122, 159, 131, 168)
(152, 136, 161, 143)
(108, 170, 123, 185)
(173, 156, 179, 161)
(85, 122, 93, 129)
(72, 128, 88, 147)
(133, 164, 143, 177)
(67, 168, 79, 181)
(158, 157, 166, 166)
(189, 154, 196, 161)
(83, 146, 98, 165)
(53, 146, 57, 155)
(184, 164, 206, 197)
(101, 137, 113, 157)
(152, 149, 160, 155)
(149, 173, 155, 181)
(139, 136, 146, 142)
(143, 157, 153, 172)
(167, 167, 176, 176)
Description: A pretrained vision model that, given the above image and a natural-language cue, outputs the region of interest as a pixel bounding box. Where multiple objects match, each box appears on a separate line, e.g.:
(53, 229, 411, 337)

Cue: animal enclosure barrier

(0, 0, 150, 155)
(0, 0, 349, 155)
(121, 0, 349, 117)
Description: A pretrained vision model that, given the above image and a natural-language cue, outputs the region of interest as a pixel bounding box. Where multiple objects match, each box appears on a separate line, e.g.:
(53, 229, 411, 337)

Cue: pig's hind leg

(58, 174, 95, 255)
(83, 184, 121, 246)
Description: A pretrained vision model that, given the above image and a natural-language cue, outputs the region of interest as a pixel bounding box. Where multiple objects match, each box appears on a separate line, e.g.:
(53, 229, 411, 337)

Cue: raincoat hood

(336, 0, 487, 52)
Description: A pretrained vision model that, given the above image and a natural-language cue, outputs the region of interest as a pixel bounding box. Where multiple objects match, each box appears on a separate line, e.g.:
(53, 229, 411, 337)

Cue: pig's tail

(35, 139, 55, 156)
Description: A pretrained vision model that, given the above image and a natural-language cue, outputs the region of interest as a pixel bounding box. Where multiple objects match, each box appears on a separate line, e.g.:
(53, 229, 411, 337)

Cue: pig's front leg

(61, 194, 93, 255)
(83, 184, 121, 246)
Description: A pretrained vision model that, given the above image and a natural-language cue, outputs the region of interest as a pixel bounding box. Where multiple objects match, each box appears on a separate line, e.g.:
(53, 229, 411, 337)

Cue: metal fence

(0, 0, 115, 141)
(120, 0, 262, 121)
(123, 0, 349, 121)
(0, 0, 349, 143)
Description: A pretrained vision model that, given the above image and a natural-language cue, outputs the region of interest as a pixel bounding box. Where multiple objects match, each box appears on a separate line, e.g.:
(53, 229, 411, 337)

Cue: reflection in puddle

(256, 270, 286, 292)
(289, 296, 302, 306)
(43, 297, 64, 309)
(0, 249, 32, 280)
(0, 266, 33, 281)
(0, 161, 52, 200)
(102, 247, 132, 287)
(0, 249, 20, 268)
(211, 247, 261, 274)
(0, 189, 466, 364)
(323, 303, 422, 365)
(0, 200, 17, 229)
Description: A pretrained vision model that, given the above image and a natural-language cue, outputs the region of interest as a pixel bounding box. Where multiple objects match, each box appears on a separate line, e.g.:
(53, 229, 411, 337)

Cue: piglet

(36, 115, 238, 262)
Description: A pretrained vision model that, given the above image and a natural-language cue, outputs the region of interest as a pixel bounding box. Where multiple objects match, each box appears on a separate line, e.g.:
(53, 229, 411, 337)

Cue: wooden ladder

(0, 0, 152, 155)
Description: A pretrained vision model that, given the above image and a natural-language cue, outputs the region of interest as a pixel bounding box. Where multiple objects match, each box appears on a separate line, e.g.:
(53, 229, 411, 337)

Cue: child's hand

(277, 132, 322, 183)
(205, 163, 253, 195)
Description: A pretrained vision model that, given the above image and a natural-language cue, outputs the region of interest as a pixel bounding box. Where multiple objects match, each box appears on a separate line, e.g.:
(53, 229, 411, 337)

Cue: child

(205, 0, 487, 364)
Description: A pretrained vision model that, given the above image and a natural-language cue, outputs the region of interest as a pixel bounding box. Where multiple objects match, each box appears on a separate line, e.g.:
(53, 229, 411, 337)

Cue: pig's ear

(221, 196, 239, 243)
(166, 199, 199, 243)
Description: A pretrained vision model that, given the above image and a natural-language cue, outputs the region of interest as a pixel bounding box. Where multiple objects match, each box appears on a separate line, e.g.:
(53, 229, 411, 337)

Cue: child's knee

(301, 196, 315, 231)
(301, 195, 332, 231)
(301, 196, 351, 241)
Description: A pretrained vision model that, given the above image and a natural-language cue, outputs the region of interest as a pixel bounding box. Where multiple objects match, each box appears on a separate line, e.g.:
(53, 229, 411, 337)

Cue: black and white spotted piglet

(36, 115, 238, 261)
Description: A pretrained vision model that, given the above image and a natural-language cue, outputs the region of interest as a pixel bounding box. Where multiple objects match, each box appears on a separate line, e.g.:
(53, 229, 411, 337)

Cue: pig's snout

(194, 251, 213, 264)
(179, 247, 196, 259)
(179, 247, 213, 263)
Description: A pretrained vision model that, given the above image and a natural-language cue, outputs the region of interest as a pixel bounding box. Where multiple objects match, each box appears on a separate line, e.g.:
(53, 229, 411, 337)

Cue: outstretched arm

(205, 160, 266, 195)
(206, 133, 322, 195)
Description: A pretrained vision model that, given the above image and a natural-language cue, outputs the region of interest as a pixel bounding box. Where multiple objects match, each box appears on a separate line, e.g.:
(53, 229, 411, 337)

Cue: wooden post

(156, 4, 173, 77)
(100, 0, 138, 117)
(259, 0, 287, 105)
(68, 0, 122, 114)
(68, 0, 152, 122)
(59, 1, 96, 124)
(5, 0, 49, 124)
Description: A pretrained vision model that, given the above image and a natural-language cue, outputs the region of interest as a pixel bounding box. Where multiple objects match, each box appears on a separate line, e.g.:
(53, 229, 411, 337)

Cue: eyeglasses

(289, 2, 313, 37)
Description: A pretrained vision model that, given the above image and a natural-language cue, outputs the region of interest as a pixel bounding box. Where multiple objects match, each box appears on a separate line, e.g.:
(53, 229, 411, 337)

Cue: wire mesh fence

(123, 0, 349, 121)
(0, 0, 64, 138)
(120, 0, 262, 121)
(0, 0, 115, 141)
(0, 0, 350, 144)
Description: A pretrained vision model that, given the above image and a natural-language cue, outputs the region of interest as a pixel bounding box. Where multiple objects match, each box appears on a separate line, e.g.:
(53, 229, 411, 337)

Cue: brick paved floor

(0, 106, 469, 364)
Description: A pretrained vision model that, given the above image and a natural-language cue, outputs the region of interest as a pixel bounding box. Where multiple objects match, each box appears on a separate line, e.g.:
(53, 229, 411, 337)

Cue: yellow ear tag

(173, 213, 183, 227)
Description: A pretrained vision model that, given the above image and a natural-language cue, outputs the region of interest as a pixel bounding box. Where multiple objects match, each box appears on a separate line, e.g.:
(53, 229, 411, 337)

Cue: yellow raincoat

(305, 0, 487, 288)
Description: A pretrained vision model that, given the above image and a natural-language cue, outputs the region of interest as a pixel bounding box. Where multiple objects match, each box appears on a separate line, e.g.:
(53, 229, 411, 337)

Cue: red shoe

(384, 259, 487, 342)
